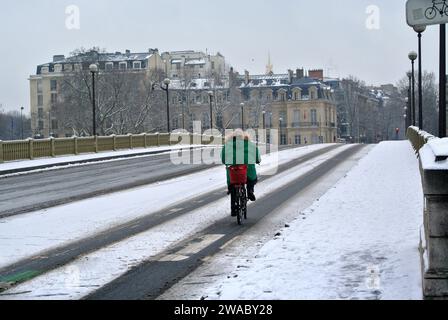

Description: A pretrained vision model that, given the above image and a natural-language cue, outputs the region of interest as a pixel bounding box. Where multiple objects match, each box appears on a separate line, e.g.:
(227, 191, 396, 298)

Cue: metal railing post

(0, 140, 3, 163)
(74, 136, 78, 155)
(50, 137, 55, 157)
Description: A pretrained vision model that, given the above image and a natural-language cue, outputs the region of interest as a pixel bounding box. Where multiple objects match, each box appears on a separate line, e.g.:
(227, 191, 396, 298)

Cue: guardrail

(0, 133, 225, 163)
(407, 125, 448, 299)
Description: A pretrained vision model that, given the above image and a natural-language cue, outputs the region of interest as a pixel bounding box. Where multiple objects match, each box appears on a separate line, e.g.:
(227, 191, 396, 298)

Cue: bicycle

(425, 0, 448, 20)
(228, 165, 248, 225)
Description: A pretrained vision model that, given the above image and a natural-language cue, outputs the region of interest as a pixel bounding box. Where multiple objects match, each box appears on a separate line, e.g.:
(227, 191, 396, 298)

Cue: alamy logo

(65, 5, 81, 30)
(366, 5, 380, 30)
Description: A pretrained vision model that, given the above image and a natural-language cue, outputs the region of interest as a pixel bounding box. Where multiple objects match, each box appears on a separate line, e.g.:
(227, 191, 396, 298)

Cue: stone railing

(0, 133, 224, 163)
(407, 126, 437, 155)
(407, 126, 448, 299)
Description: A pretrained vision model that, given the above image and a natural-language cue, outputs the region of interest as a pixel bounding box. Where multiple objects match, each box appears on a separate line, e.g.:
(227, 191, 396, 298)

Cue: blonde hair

(225, 129, 250, 143)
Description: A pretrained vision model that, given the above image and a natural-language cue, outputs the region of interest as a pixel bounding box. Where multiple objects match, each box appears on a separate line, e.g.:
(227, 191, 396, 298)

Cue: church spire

(266, 51, 274, 75)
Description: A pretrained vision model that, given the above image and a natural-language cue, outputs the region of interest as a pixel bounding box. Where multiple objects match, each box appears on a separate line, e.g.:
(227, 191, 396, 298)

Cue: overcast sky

(0, 0, 443, 113)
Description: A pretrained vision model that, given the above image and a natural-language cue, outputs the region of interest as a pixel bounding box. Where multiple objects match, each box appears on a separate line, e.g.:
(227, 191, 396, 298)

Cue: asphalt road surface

(0, 144, 360, 298)
(0, 148, 219, 218)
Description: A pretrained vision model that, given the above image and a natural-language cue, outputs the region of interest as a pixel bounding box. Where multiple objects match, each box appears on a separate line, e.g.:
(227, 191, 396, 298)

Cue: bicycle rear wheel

(236, 186, 244, 225)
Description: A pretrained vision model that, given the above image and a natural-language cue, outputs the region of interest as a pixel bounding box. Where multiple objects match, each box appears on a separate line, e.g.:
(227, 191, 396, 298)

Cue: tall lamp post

(152, 78, 172, 132)
(408, 51, 418, 127)
(262, 110, 266, 130)
(89, 64, 98, 136)
(208, 91, 214, 130)
(279, 117, 284, 145)
(414, 25, 426, 129)
(406, 73, 412, 126)
(240, 103, 245, 130)
(20, 106, 24, 140)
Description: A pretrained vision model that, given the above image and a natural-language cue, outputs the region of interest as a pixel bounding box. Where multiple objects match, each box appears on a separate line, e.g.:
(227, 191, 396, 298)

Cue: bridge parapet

(408, 126, 448, 299)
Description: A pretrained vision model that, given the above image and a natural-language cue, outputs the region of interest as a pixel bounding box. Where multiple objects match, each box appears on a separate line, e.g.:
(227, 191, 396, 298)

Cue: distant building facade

(29, 49, 164, 138)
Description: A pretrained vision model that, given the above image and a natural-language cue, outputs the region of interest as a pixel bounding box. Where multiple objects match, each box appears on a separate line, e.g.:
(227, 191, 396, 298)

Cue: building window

(38, 120, 44, 130)
(211, 61, 215, 70)
(280, 134, 287, 145)
(293, 110, 300, 127)
(133, 61, 141, 69)
(51, 93, 57, 105)
(295, 135, 301, 145)
(50, 80, 57, 91)
(279, 92, 286, 101)
(51, 119, 58, 130)
(105, 63, 114, 71)
(119, 62, 127, 70)
(311, 109, 317, 125)
(37, 80, 43, 94)
(38, 108, 44, 119)
(37, 95, 43, 106)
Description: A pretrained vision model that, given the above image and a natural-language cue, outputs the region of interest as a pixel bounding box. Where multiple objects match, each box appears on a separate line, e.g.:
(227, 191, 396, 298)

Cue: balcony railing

(289, 122, 320, 128)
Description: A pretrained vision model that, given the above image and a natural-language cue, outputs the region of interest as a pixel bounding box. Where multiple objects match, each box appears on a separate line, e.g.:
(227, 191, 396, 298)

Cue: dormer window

(54, 64, 62, 73)
(41, 66, 49, 74)
(119, 62, 127, 70)
(133, 61, 141, 69)
(105, 62, 114, 71)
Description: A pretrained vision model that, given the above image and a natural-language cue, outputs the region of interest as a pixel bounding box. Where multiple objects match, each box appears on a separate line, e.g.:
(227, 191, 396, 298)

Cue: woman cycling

(221, 129, 261, 215)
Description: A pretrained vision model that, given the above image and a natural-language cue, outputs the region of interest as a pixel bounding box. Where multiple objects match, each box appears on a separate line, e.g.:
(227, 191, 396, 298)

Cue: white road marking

(177, 234, 225, 256)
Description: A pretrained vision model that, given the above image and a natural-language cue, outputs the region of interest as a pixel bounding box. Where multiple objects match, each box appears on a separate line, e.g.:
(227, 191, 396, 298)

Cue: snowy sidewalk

(203, 141, 424, 300)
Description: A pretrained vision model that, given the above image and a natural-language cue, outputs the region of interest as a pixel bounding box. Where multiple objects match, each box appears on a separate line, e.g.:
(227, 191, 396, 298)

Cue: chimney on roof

(296, 68, 304, 79)
(244, 70, 250, 85)
(288, 69, 294, 84)
(125, 49, 131, 55)
(229, 67, 235, 87)
(53, 55, 65, 62)
(309, 69, 324, 81)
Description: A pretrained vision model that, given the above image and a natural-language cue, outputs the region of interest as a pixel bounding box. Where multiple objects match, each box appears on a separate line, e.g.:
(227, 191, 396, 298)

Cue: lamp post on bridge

(89, 64, 98, 136)
(208, 91, 214, 130)
(413, 25, 426, 129)
(240, 102, 245, 130)
(408, 52, 418, 127)
(152, 78, 172, 133)
(20, 106, 24, 140)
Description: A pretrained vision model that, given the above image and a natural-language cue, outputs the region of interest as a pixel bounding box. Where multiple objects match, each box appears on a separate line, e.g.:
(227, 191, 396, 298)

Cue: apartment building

(29, 49, 164, 138)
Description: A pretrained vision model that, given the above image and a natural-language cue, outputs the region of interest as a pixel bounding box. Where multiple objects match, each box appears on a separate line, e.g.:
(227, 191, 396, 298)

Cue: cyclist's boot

(247, 183, 256, 202)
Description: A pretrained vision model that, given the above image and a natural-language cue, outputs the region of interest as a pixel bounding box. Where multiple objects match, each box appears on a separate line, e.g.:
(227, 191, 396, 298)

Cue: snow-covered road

(161, 141, 423, 300)
(0, 142, 422, 300)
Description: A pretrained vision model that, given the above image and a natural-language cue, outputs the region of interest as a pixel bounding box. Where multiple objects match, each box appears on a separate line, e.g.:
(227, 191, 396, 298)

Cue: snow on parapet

(420, 138, 448, 170)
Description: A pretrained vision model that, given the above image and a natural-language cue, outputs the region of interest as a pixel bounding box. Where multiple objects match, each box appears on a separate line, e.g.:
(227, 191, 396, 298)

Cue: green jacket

(221, 138, 261, 185)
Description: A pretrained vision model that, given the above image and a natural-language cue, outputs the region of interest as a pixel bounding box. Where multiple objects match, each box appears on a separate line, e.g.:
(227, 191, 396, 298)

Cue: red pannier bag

(229, 165, 248, 185)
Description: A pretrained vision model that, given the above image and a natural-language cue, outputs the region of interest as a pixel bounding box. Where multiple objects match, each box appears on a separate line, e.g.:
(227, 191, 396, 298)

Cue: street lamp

(162, 78, 171, 132)
(152, 78, 171, 132)
(404, 105, 409, 128)
(413, 25, 426, 130)
(89, 64, 98, 136)
(262, 110, 266, 130)
(20, 106, 24, 140)
(279, 117, 283, 145)
(240, 102, 245, 130)
(408, 51, 417, 127)
(208, 91, 214, 130)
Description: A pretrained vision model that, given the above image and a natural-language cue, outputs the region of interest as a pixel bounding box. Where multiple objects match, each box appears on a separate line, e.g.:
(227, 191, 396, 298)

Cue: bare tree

(397, 71, 438, 135)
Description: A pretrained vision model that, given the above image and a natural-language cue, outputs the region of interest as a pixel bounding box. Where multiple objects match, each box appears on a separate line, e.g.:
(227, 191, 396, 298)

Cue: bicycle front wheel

(425, 7, 437, 19)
